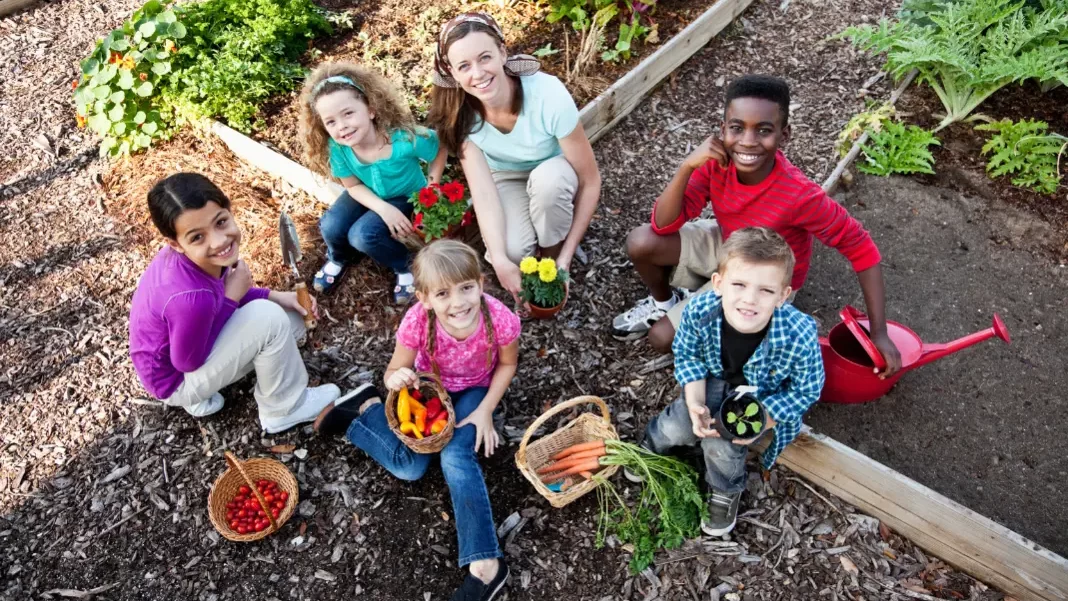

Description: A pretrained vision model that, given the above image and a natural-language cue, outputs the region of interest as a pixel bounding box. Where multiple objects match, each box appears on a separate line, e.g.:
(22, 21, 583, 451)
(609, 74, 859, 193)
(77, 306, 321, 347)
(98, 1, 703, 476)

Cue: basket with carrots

(384, 372, 455, 454)
(515, 395, 621, 508)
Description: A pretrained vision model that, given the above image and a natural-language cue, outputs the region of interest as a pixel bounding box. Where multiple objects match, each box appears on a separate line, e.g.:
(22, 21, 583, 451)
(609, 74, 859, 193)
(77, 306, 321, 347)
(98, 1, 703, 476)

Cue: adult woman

(428, 12, 601, 301)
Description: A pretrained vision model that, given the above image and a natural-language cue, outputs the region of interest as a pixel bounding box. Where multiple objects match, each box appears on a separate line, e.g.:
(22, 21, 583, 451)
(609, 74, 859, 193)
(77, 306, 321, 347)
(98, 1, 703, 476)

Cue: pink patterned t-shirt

(396, 293, 522, 392)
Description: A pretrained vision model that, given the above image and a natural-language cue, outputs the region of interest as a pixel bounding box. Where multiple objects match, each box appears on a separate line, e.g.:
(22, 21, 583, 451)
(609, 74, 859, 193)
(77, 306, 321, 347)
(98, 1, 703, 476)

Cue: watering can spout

(910, 314, 1011, 372)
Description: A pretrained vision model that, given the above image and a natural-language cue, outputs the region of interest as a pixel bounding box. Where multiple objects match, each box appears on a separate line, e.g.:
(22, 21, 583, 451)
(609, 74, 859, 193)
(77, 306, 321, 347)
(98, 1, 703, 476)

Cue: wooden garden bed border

(777, 428, 1068, 601)
(210, 0, 755, 205)
(0, 0, 38, 18)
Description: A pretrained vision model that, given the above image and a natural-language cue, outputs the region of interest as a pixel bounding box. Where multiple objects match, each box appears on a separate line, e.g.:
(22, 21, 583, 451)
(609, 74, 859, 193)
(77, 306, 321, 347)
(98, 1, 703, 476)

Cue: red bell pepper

(425, 397, 444, 422)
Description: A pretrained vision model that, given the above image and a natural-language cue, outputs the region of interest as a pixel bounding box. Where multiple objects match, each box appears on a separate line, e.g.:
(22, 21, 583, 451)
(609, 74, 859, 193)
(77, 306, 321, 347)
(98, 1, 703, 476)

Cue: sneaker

(184, 392, 224, 417)
(701, 488, 742, 536)
(261, 384, 341, 434)
(611, 291, 682, 341)
(451, 560, 509, 601)
(313, 382, 381, 436)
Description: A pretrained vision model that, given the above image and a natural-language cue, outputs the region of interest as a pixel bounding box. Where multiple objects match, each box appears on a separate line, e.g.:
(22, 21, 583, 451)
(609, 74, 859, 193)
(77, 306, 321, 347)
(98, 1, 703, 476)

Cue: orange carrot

(551, 440, 606, 461)
(536, 448, 608, 474)
(579, 470, 594, 479)
(547, 458, 602, 480)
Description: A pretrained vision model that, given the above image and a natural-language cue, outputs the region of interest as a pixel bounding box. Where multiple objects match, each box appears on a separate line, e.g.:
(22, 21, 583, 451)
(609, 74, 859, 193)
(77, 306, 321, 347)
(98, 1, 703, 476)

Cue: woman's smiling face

(445, 31, 509, 103)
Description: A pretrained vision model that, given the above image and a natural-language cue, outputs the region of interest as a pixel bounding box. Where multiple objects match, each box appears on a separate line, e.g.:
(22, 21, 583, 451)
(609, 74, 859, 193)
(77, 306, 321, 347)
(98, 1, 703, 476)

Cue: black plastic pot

(713, 393, 767, 442)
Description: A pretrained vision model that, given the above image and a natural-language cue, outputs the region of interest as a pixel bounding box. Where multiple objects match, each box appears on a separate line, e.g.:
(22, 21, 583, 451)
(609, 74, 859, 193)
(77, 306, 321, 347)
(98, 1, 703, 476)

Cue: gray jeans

(642, 381, 753, 493)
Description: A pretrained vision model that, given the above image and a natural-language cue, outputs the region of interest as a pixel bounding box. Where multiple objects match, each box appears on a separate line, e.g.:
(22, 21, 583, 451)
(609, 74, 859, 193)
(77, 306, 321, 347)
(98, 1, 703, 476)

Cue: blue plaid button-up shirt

(672, 292, 825, 468)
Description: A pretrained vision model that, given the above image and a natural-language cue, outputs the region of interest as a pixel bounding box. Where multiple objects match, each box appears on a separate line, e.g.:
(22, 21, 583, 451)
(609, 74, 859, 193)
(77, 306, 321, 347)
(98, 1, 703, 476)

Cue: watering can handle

(839, 305, 888, 371)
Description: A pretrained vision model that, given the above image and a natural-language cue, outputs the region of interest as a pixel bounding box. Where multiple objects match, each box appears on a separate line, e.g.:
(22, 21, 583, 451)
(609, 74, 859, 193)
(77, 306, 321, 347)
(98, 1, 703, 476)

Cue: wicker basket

(384, 372, 455, 454)
(208, 451, 299, 542)
(515, 395, 620, 508)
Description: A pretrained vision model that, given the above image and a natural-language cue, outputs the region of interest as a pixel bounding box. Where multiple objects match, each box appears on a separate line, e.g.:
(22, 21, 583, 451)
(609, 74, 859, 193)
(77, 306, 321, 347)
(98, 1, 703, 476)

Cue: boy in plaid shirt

(636, 227, 824, 536)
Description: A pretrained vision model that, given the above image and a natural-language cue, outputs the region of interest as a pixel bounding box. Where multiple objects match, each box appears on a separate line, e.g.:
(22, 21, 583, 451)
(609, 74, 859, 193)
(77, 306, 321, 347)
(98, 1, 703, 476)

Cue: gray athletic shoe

(701, 489, 741, 536)
(184, 392, 224, 417)
(611, 291, 683, 341)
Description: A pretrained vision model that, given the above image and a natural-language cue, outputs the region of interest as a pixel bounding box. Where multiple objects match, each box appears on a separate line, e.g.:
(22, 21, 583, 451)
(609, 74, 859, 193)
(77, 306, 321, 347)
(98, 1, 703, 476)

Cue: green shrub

(837, 0, 1068, 131)
(73, 0, 185, 157)
(857, 121, 940, 176)
(545, 0, 657, 63)
(975, 119, 1067, 194)
(162, 0, 331, 131)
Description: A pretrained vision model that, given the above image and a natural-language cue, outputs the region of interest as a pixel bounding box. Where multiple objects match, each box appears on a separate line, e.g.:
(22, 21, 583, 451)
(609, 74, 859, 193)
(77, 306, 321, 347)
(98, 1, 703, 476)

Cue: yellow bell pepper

(397, 387, 412, 423)
(399, 421, 424, 439)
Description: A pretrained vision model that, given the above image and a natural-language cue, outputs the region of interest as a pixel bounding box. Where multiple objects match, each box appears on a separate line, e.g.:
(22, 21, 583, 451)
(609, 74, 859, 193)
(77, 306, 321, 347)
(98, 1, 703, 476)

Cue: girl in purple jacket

(129, 173, 363, 432)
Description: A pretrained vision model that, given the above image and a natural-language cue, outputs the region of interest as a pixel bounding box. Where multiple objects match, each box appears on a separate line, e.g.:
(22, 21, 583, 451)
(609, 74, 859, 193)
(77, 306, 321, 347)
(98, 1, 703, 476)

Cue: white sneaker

(184, 392, 225, 417)
(611, 291, 684, 341)
(261, 384, 341, 434)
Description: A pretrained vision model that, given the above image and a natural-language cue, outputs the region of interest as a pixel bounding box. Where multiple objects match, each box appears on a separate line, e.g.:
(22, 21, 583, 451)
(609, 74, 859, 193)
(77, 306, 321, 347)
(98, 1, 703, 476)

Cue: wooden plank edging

(778, 428, 1068, 601)
(0, 0, 38, 18)
(579, 0, 755, 143)
(209, 0, 754, 204)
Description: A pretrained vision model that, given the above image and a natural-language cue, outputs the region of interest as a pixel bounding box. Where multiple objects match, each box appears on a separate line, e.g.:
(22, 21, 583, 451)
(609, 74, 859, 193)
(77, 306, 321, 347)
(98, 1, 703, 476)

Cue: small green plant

(837, 0, 1068, 130)
(519, 257, 569, 309)
(836, 103, 897, 158)
(601, 13, 648, 62)
(73, 0, 186, 157)
(975, 118, 1067, 194)
(533, 42, 562, 58)
(546, 0, 657, 64)
(857, 121, 940, 176)
(725, 401, 763, 437)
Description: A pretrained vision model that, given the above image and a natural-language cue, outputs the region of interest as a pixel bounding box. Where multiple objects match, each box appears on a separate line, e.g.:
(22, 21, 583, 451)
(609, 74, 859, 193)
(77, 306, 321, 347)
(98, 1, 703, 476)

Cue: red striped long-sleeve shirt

(651, 150, 881, 290)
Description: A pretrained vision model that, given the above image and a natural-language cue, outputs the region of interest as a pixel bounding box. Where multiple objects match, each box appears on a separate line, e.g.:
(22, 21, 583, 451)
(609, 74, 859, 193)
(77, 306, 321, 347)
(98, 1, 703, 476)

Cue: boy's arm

(794, 186, 901, 376)
(759, 324, 825, 426)
(651, 135, 729, 233)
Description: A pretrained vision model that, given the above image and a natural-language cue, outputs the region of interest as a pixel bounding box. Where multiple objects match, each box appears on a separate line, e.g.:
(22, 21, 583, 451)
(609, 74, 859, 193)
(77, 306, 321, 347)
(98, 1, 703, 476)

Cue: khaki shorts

(665, 220, 795, 327)
(490, 155, 577, 263)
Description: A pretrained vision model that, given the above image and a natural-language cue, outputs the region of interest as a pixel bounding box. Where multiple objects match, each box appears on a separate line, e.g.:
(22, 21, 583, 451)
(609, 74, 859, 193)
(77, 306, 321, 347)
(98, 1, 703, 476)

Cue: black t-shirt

(720, 318, 770, 386)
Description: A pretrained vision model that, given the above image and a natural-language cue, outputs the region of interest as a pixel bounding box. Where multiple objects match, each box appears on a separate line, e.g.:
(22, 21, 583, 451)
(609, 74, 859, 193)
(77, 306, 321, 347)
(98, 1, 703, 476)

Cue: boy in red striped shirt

(611, 74, 901, 376)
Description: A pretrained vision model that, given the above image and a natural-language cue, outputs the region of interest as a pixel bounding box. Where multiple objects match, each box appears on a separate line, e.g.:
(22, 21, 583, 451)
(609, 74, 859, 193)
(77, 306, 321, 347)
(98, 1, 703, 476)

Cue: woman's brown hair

(411, 240, 497, 377)
(426, 20, 524, 157)
(299, 62, 417, 178)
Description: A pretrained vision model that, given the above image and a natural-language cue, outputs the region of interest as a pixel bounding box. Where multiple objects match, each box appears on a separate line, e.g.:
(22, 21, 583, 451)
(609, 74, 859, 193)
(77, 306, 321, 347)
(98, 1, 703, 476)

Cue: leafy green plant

(975, 119, 1067, 194)
(533, 42, 562, 58)
(546, 0, 657, 64)
(594, 441, 706, 573)
(725, 401, 763, 437)
(161, 0, 331, 131)
(73, 0, 185, 157)
(836, 103, 896, 158)
(837, 0, 1068, 131)
(857, 121, 941, 176)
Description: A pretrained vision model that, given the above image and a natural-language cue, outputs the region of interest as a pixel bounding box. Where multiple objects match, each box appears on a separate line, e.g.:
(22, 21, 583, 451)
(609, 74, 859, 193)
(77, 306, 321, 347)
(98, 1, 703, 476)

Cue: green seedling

(725, 402, 763, 437)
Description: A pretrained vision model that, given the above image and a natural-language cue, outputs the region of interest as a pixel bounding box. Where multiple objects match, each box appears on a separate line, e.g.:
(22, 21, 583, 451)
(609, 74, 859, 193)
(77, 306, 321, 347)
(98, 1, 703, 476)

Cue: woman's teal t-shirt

(467, 72, 580, 173)
(328, 127, 439, 199)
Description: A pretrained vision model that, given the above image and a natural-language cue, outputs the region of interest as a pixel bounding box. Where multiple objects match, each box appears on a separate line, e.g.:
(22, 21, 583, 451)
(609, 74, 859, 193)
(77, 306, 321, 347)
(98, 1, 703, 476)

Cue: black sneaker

(451, 560, 509, 601)
(701, 489, 741, 536)
(312, 383, 380, 436)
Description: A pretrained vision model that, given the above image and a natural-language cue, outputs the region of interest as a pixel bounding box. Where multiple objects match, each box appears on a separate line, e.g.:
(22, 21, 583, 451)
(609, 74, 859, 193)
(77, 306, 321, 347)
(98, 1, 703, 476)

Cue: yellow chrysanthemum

(519, 256, 539, 275)
(538, 261, 558, 283)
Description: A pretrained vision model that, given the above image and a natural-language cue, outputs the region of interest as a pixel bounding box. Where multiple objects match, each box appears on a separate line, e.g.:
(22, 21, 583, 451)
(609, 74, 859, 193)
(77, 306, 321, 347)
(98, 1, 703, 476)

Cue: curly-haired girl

(300, 62, 447, 304)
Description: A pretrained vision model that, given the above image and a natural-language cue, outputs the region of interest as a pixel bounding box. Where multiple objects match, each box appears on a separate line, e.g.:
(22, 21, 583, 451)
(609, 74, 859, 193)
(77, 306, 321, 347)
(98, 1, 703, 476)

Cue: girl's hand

(386, 367, 419, 391)
(457, 406, 500, 458)
(224, 259, 253, 302)
(268, 290, 318, 317)
(378, 204, 415, 238)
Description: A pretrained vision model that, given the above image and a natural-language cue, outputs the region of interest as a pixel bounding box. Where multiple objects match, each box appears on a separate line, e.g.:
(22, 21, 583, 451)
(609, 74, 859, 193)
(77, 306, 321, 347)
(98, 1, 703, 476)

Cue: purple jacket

(129, 246, 269, 399)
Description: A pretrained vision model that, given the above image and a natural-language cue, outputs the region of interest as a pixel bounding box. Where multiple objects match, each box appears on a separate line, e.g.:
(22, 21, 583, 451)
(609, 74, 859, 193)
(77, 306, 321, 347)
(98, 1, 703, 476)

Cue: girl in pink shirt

(320, 240, 519, 600)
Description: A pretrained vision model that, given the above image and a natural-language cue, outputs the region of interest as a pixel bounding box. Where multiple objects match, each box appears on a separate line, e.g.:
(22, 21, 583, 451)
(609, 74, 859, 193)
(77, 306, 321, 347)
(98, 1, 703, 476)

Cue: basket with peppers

(384, 372, 456, 453)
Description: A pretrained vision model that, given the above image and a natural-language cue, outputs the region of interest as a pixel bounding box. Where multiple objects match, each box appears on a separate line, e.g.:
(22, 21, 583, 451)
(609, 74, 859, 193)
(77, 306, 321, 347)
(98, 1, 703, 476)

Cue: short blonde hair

(718, 227, 795, 287)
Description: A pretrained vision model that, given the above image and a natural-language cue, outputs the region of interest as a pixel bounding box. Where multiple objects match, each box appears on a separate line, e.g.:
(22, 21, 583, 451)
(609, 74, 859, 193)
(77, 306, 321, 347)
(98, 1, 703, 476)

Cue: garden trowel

(278, 212, 317, 330)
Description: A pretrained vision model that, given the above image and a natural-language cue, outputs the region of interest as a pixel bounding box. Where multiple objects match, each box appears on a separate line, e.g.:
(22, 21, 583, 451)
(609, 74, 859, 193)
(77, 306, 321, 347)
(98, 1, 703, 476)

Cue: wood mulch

(0, 0, 1027, 598)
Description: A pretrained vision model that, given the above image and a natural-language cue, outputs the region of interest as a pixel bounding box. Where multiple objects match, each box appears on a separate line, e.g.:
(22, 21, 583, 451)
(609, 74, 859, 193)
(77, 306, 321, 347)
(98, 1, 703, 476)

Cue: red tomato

(271, 508, 280, 518)
(264, 494, 274, 503)
(279, 491, 289, 502)
(236, 526, 248, 534)
(238, 485, 250, 495)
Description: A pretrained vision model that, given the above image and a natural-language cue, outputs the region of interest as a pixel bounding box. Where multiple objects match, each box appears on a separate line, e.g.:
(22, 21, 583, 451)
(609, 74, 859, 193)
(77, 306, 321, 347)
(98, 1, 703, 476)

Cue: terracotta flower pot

(527, 287, 568, 320)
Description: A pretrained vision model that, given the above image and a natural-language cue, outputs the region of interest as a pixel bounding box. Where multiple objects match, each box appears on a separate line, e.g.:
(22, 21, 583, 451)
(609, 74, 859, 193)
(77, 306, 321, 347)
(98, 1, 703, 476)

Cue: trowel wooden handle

(295, 282, 317, 330)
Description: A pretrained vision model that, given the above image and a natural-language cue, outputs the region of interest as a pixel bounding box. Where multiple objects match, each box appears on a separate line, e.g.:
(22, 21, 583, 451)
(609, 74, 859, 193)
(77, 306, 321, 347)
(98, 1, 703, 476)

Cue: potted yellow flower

(519, 256, 569, 319)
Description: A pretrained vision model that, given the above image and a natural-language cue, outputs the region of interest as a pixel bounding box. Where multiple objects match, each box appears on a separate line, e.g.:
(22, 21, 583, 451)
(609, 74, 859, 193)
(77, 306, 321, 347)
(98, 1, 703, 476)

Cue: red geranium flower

(442, 181, 464, 203)
(418, 187, 438, 208)
(413, 212, 423, 227)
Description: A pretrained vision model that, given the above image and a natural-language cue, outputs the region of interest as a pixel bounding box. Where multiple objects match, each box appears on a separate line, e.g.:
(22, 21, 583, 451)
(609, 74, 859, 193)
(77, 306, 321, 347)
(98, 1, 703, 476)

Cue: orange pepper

(399, 421, 423, 439)
(430, 418, 447, 435)
(413, 404, 427, 436)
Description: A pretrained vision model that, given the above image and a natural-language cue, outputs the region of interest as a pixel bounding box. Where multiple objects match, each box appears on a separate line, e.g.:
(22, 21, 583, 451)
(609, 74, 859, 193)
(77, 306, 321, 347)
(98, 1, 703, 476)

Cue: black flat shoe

(451, 560, 508, 601)
(313, 382, 380, 436)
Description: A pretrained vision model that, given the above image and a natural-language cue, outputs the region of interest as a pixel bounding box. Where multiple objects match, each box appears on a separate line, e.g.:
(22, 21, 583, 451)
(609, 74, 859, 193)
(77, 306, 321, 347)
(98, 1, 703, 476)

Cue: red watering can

(819, 306, 1011, 404)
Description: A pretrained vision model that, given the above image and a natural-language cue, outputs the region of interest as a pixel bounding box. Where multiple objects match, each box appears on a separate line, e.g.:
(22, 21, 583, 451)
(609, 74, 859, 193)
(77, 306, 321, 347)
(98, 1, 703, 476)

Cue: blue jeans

(319, 191, 412, 274)
(642, 381, 753, 494)
(345, 387, 501, 566)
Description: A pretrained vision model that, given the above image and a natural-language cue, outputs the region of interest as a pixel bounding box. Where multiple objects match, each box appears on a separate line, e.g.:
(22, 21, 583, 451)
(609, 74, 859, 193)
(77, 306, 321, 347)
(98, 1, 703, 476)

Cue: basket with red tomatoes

(208, 451, 299, 542)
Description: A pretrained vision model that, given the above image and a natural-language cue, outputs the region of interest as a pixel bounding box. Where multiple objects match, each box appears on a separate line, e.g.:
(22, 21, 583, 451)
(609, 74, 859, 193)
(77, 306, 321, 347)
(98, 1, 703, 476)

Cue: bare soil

(1, 0, 1061, 598)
